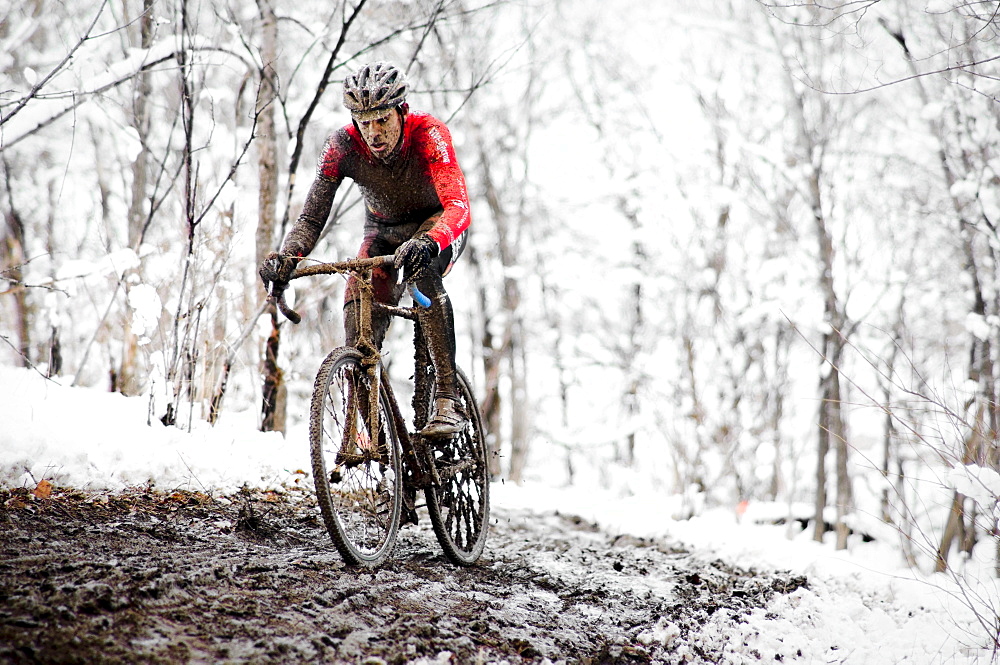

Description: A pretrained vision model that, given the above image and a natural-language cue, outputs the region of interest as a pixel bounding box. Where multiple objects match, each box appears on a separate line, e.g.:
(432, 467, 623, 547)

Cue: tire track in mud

(0, 487, 807, 664)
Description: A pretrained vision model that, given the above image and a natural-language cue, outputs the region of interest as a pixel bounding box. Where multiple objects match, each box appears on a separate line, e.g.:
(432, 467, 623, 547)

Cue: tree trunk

(161, 0, 198, 429)
(886, 28, 1000, 575)
(119, 0, 154, 396)
(935, 406, 987, 572)
(831, 364, 851, 549)
(507, 311, 529, 483)
(768, 327, 788, 500)
(260, 314, 286, 433)
(813, 378, 829, 543)
(541, 279, 574, 483)
(255, 0, 285, 433)
(475, 144, 530, 483)
(468, 245, 503, 480)
(880, 327, 900, 523)
(2, 208, 29, 367)
(936, 492, 966, 572)
(768, 20, 853, 548)
(622, 203, 644, 467)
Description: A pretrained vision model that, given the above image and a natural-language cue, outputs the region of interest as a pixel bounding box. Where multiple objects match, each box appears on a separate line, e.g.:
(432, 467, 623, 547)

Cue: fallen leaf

(33, 480, 53, 499)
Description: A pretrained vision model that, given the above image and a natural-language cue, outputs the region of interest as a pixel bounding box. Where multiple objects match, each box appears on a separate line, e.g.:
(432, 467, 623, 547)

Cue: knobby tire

(423, 368, 490, 566)
(309, 347, 402, 568)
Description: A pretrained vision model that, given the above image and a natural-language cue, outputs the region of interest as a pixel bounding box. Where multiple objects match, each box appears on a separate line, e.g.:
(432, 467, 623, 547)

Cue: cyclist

(259, 61, 470, 437)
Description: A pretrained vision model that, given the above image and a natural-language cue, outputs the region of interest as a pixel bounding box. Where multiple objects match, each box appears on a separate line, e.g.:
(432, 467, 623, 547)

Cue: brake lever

(268, 282, 301, 324)
(394, 264, 432, 309)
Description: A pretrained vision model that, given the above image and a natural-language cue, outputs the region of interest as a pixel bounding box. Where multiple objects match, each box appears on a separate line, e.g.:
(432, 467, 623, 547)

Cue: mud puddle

(0, 486, 807, 664)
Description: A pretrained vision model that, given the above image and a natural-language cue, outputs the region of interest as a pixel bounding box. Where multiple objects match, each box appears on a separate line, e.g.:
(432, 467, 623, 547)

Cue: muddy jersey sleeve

(418, 119, 470, 250)
(279, 132, 346, 258)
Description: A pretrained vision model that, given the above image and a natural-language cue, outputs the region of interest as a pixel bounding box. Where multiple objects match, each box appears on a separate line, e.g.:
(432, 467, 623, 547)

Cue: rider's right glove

(258, 251, 300, 293)
(393, 234, 439, 281)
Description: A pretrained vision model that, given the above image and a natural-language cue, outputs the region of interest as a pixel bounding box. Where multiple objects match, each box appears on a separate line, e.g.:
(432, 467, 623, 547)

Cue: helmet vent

(343, 62, 409, 114)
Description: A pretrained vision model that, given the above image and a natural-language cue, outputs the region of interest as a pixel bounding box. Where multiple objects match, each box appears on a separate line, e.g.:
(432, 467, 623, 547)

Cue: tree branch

(820, 54, 1000, 96)
(0, 47, 253, 153)
(0, 0, 110, 127)
(279, 0, 369, 237)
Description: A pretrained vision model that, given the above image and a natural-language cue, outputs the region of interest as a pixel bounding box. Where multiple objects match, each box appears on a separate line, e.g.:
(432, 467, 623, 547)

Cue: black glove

(259, 251, 300, 292)
(394, 235, 439, 279)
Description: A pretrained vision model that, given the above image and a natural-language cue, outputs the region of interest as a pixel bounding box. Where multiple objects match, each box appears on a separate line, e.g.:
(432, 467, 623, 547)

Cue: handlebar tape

(409, 284, 432, 308)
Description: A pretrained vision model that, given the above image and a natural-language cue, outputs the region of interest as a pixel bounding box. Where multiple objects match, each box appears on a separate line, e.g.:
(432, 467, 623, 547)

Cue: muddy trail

(0, 486, 808, 664)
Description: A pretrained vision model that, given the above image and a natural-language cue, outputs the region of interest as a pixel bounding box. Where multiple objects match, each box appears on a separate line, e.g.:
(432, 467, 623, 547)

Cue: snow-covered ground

(1, 365, 997, 664)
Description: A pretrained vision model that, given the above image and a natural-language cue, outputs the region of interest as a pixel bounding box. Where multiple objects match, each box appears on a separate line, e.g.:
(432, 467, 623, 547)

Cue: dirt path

(0, 487, 808, 664)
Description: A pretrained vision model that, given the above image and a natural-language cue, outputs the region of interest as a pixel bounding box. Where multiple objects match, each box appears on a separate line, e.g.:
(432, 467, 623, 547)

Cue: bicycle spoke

(424, 369, 490, 565)
(310, 349, 402, 568)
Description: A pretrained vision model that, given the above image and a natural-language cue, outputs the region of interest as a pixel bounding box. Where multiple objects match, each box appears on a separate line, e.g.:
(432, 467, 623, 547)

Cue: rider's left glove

(259, 251, 300, 293)
(394, 234, 439, 280)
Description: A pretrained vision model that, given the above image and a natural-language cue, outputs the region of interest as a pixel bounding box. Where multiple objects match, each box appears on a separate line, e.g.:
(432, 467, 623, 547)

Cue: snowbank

(0, 366, 301, 492)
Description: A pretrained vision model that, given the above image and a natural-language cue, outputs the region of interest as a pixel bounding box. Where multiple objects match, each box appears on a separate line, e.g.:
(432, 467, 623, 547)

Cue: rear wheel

(309, 348, 402, 567)
(424, 368, 490, 565)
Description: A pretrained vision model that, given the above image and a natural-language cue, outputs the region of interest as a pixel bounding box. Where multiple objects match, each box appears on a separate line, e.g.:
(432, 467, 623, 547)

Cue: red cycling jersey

(282, 111, 470, 258)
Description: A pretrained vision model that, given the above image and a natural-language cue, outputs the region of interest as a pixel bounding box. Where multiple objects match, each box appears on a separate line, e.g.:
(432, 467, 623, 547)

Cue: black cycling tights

(343, 268, 459, 401)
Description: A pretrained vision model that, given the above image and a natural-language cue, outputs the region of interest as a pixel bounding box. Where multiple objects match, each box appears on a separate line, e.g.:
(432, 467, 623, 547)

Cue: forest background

(2, 0, 999, 597)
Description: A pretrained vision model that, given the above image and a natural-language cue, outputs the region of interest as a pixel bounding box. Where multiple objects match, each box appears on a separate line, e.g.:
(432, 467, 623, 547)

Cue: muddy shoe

(420, 397, 469, 437)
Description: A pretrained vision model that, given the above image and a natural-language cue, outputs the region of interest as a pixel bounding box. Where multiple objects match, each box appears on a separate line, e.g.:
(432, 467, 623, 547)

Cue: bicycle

(272, 255, 490, 568)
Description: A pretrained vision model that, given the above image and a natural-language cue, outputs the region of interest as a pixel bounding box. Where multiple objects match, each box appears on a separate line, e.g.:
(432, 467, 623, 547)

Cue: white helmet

(343, 62, 409, 115)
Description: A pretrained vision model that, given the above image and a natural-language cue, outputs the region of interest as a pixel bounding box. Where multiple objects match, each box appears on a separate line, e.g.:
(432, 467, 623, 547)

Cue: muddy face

(354, 108, 403, 160)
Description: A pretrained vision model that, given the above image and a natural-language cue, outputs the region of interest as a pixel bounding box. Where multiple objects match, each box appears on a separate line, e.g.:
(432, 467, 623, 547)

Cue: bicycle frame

(273, 255, 490, 566)
(276, 256, 436, 498)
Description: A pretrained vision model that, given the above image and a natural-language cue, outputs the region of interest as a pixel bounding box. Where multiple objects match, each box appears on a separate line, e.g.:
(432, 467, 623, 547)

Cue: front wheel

(309, 348, 402, 567)
(424, 368, 490, 565)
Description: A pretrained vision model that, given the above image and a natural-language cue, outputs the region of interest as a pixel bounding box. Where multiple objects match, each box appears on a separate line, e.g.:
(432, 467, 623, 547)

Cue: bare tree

(0, 180, 29, 368)
(760, 0, 1000, 567)
(879, 19, 1000, 572)
(255, 0, 285, 433)
(475, 140, 531, 482)
(0, 1, 110, 129)
(119, 0, 156, 396)
(760, 10, 857, 548)
(160, 0, 260, 428)
(756, 0, 1000, 93)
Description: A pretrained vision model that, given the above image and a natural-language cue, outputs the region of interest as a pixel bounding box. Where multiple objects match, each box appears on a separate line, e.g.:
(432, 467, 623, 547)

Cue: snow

(53, 248, 140, 283)
(949, 464, 1000, 513)
(127, 283, 162, 343)
(0, 365, 300, 493)
(966, 313, 997, 343)
(498, 484, 999, 664)
(1, 364, 997, 664)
